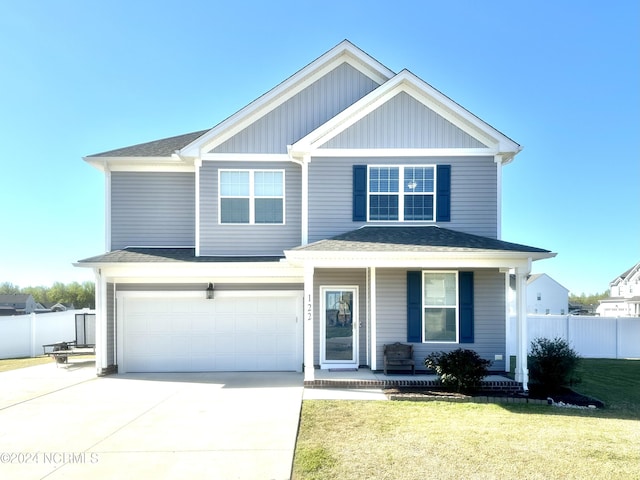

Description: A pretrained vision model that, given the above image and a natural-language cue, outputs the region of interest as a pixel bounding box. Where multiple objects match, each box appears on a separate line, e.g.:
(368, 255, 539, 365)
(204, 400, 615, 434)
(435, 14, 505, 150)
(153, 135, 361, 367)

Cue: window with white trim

(423, 271, 458, 342)
(368, 165, 435, 221)
(219, 170, 284, 224)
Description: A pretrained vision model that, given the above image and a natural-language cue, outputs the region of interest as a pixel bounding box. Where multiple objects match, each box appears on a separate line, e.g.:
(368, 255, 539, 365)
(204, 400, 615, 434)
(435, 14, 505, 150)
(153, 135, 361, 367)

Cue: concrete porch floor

(306, 368, 522, 392)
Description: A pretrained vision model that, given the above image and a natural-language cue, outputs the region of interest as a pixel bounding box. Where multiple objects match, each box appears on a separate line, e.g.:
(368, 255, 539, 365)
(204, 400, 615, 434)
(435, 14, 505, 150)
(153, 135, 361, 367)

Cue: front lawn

(0, 356, 53, 372)
(293, 359, 640, 480)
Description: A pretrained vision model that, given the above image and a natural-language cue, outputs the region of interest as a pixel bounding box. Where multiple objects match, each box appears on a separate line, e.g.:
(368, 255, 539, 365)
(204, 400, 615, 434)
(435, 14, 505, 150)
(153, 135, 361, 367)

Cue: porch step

(305, 377, 523, 393)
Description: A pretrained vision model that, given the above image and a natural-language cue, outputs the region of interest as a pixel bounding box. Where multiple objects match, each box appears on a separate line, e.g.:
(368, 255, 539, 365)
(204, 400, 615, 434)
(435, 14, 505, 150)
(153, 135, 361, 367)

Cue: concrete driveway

(0, 363, 303, 480)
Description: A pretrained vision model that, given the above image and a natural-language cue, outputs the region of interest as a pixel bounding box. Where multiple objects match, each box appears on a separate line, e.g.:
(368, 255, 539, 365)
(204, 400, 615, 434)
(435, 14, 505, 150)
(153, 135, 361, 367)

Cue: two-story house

(77, 41, 555, 389)
(597, 261, 640, 317)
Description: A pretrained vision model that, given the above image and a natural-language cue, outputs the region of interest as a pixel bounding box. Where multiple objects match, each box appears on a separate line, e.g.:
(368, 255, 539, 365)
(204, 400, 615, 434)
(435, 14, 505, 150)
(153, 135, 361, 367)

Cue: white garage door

(118, 292, 301, 373)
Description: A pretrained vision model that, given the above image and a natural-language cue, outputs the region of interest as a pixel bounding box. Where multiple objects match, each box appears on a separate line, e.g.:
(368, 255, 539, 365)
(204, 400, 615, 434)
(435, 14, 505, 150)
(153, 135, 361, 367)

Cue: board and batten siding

(199, 161, 302, 256)
(313, 269, 367, 367)
(322, 92, 487, 149)
(211, 63, 380, 154)
(308, 156, 498, 242)
(111, 172, 195, 250)
(375, 269, 506, 372)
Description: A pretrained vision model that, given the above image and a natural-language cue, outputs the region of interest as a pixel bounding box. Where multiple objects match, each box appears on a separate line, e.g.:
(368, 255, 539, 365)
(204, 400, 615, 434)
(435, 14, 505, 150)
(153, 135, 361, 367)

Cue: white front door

(320, 286, 358, 368)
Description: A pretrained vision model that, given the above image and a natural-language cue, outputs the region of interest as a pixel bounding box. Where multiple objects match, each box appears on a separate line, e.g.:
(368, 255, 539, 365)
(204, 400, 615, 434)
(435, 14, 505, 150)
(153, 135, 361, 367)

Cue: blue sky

(0, 0, 638, 295)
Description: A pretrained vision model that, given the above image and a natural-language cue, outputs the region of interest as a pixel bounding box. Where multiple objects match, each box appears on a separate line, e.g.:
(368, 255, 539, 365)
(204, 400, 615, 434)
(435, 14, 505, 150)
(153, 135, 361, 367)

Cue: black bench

(383, 342, 415, 375)
(43, 341, 95, 365)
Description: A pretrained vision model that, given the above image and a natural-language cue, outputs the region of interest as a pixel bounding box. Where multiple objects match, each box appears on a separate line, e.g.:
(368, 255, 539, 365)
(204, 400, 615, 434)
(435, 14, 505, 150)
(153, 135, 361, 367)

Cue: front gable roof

(290, 69, 521, 162)
(179, 40, 395, 157)
(610, 261, 640, 286)
(83, 40, 522, 169)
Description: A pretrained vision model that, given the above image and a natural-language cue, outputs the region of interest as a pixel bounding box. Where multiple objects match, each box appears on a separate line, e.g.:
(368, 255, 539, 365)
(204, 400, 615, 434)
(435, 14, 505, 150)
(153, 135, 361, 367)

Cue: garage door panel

(255, 336, 277, 354)
(191, 335, 215, 354)
(215, 316, 235, 332)
(122, 294, 300, 373)
(236, 337, 258, 355)
(237, 318, 258, 333)
(141, 335, 173, 354)
(191, 314, 213, 333)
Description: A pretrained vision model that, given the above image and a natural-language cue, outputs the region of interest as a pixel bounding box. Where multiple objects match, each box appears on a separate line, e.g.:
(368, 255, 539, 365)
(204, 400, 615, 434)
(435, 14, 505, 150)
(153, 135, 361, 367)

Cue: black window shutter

(436, 164, 451, 222)
(459, 271, 474, 343)
(407, 271, 422, 343)
(352, 165, 367, 221)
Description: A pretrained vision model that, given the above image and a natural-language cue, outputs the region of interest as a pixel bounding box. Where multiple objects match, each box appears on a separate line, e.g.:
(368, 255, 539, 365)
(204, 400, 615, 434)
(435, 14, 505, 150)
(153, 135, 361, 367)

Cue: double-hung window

(219, 170, 284, 224)
(368, 165, 435, 221)
(423, 271, 458, 342)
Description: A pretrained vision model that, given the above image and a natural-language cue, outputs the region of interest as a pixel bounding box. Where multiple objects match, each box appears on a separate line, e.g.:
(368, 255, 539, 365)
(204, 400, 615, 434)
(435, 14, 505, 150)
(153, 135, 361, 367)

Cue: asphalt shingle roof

(292, 226, 551, 253)
(88, 130, 209, 158)
(78, 228, 550, 264)
(78, 248, 283, 264)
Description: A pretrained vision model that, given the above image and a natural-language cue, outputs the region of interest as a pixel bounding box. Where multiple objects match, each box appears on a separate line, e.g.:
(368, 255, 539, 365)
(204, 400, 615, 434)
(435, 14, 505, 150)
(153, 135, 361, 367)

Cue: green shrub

(424, 348, 492, 392)
(528, 337, 582, 392)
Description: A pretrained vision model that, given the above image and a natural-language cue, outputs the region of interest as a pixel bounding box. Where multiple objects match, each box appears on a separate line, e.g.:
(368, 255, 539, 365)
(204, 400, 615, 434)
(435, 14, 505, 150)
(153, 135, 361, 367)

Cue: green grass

(575, 358, 640, 415)
(0, 356, 53, 372)
(293, 359, 640, 480)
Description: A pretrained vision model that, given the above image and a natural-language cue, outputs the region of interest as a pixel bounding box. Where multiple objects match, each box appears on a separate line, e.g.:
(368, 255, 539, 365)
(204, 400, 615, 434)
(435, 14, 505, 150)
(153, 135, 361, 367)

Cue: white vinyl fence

(509, 315, 640, 359)
(0, 310, 95, 359)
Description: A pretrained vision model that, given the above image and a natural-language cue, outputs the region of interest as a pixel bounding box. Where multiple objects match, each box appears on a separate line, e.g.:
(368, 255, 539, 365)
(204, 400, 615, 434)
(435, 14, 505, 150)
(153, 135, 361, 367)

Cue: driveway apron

(0, 365, 303, 480)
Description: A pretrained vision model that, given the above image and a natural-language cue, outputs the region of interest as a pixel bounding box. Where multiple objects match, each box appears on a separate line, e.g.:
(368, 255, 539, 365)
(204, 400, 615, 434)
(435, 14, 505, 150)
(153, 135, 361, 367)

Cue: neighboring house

(76, 41, 554, 389)
(596, 262, 640, 317)
(0, 294, 37, 314)
(508, 273, 569, 315)
(40, 302, 75, 312)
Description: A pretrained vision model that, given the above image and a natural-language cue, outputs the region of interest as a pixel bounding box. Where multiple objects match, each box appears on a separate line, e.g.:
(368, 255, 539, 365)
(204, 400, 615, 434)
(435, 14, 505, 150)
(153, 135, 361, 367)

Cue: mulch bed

(384, 386, 604, 408)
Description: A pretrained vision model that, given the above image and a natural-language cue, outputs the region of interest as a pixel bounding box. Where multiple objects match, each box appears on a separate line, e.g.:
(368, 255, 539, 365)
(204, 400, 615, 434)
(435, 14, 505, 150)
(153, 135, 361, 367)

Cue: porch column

(94, 269, 106, 375)
(514, 264, 530, 390)
(370, 267, 378, 370)
(303, 265, 315, 381)
(502, 269, 511, 373)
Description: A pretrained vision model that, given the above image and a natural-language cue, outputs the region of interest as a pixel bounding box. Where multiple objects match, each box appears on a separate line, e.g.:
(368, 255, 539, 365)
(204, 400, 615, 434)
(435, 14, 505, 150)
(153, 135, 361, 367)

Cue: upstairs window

(368, 166, 435, 221)
(219, 170, 284, 224)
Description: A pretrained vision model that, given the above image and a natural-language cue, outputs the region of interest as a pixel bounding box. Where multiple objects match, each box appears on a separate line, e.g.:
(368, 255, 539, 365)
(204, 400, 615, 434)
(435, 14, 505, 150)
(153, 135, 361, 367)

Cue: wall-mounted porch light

(206, 282, 215, 300)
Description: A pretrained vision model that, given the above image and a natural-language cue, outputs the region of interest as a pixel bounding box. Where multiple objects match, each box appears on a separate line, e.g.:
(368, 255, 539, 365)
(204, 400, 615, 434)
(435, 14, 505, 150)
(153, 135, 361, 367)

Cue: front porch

(304, 367, 522, 392)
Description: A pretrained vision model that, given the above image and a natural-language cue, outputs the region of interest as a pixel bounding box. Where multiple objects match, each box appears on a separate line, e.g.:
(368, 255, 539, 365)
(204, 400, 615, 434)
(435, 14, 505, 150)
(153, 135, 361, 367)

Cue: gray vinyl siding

(111, 172, 195, 250)
(313, 269, 367, 367)
(106, 283, 115, 367)
(375, 269, 506, 372)
(199, 161, 302, 255)
(308, 156, 497, 242)
(211, 63, 380, 153)
(322, 92, 488, 149)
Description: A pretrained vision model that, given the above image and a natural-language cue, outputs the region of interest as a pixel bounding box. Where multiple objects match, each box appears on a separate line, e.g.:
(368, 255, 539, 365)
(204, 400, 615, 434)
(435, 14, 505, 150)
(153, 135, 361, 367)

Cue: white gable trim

(201, 153, 293, 163)
(306, 148, 496, 158)
(179, 41, 394, 158)
(290, 70, 521, 164)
